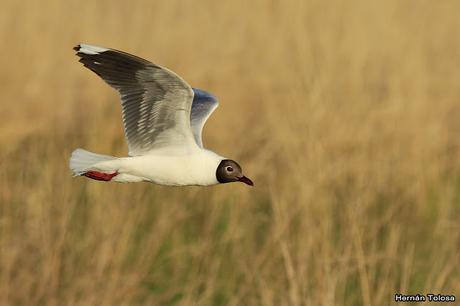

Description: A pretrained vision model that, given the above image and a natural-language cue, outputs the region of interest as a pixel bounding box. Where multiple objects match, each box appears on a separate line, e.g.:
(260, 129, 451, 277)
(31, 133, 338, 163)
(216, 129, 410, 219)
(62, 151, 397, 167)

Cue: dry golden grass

(1, 0, 460, 305)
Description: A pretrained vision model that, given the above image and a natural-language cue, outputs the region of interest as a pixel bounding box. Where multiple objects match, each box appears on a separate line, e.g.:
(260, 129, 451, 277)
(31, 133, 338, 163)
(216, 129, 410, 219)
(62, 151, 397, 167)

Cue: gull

(69, 44, 253, 186)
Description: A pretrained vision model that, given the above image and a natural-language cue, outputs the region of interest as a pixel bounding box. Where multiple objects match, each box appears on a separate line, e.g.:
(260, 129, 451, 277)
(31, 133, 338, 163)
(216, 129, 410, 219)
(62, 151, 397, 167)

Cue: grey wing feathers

(74, 44, 196, 155)
(190, 88, 219, 148)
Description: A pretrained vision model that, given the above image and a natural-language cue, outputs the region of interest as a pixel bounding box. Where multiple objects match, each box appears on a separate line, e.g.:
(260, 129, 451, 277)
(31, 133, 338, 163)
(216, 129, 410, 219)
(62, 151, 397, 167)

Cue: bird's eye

(226, 166, 233, 172)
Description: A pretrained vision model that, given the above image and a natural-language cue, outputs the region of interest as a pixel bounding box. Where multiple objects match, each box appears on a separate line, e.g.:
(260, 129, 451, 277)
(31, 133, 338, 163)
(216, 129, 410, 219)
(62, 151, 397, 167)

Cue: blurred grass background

(1, 0, 460, 305)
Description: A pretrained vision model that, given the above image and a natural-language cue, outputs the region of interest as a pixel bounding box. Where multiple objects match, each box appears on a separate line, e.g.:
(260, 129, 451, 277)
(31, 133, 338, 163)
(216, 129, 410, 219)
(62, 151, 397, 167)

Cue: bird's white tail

(69, 148, 117, 176)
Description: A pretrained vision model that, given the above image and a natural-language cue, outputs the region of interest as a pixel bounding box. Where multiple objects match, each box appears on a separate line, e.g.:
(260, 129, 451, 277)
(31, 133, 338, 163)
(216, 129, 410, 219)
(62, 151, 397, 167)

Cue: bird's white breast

(116, 148, 224, 186)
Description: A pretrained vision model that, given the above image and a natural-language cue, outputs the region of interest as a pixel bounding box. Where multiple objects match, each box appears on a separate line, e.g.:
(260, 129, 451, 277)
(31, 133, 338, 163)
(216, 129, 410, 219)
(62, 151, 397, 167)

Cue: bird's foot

(82, 171, 118, 181)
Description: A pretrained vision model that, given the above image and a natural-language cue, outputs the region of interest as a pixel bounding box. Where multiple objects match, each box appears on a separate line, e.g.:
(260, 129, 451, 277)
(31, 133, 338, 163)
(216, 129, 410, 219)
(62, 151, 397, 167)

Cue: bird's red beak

(238, 176, 254, 186)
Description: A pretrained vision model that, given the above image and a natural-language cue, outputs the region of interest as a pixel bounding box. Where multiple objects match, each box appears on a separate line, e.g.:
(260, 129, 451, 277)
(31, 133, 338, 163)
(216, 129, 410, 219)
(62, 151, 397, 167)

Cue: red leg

(83, 171, 118, 181)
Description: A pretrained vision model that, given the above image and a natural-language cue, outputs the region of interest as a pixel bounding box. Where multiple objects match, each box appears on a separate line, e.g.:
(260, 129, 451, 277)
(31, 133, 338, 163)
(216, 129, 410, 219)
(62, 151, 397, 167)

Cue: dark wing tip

(73, 44, 81, 52)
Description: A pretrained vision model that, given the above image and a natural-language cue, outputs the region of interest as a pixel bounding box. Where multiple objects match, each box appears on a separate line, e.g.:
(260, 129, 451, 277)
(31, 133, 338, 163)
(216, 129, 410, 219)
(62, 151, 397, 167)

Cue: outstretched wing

(190, 88, 219, 148)
(74, 44, 197, 155)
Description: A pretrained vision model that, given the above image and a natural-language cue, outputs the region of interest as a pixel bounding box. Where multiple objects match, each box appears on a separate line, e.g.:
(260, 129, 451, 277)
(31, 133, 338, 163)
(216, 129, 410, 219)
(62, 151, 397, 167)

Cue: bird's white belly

(114, 151, 222, 186)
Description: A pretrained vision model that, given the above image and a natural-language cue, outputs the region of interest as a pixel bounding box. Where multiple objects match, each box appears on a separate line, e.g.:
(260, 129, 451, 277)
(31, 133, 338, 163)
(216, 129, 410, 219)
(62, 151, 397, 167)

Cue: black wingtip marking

(73, 44, 81, 52)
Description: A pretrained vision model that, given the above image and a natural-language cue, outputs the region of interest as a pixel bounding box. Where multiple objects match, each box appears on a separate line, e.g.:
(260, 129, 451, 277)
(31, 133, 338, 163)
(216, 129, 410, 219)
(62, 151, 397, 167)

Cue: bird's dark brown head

(216, 159, 253, 186)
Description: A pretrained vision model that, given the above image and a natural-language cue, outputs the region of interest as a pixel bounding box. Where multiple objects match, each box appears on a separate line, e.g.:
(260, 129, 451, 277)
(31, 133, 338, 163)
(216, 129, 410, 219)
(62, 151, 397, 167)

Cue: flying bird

(69, 44, 253, 187)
